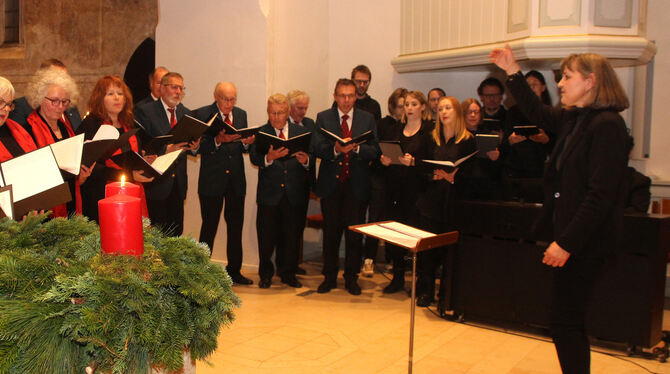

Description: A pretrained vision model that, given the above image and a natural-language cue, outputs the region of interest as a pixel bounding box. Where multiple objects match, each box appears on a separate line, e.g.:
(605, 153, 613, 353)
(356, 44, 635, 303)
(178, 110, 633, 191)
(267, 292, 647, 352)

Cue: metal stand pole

(408, 251, 417, 374)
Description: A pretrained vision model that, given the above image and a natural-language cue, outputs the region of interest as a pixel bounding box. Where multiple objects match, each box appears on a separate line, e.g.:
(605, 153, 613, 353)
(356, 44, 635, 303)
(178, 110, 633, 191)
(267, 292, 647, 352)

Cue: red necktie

(339, 114, 351, 182)
(168, 107, 177, 128)
(224, 113, 232, 126)
(279, 128, 286, 139)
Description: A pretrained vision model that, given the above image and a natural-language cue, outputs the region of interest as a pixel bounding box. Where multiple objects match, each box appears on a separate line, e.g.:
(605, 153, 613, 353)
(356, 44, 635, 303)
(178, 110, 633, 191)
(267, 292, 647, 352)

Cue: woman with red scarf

(0, 76, 37, 163)
(24, 67, 93, 218)
(77, 76, 153, 222)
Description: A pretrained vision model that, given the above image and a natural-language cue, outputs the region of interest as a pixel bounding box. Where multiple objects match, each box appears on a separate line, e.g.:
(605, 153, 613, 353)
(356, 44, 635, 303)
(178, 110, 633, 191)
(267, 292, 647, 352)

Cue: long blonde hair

(432, 96, 472, 146)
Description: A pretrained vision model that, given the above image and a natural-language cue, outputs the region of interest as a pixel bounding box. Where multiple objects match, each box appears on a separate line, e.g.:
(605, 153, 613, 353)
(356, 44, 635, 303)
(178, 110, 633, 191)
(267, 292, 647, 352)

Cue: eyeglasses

(163, 84, 185, 91)
(466, 109, 481, 115)
(218, 97, 236, 103)
(268, 111, 287, 116)
(44, 97, 71, 107)
(0, 100, 15, 111)
(354, 79, 370, 86)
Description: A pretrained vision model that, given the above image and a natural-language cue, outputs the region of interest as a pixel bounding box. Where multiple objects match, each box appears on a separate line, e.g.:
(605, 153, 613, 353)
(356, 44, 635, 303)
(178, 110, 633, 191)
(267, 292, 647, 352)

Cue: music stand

(350, 221, 458, 374)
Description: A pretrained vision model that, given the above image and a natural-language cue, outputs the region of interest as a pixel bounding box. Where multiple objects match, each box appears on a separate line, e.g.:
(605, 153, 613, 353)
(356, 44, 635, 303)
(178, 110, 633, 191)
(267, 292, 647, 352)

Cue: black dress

(414, 132, 477, 302)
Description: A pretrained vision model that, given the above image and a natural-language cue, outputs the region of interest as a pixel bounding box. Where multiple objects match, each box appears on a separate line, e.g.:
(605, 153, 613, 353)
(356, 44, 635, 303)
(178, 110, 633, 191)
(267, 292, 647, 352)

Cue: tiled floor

(196, 260, 670, 374)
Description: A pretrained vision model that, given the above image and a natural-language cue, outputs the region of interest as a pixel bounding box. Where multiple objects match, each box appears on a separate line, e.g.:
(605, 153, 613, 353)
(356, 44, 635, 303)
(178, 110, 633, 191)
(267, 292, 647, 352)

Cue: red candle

(98, 194, 143, 257)
(105, 178, 140, 198)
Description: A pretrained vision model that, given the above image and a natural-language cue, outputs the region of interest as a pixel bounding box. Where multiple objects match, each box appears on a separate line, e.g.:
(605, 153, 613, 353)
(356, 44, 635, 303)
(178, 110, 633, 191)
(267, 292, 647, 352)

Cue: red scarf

(26, 111, 82, 217)
(102, 120, 148, 217)
(0, 119, 37, 162)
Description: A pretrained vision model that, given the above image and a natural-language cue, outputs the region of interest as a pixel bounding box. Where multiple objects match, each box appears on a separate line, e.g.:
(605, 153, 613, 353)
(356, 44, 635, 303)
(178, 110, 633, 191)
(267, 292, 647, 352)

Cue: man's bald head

(214, 82, 237, 115)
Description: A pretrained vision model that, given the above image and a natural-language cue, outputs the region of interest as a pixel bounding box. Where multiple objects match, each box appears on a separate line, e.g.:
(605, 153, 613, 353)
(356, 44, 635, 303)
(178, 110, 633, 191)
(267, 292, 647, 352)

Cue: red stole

(103, 121, 148, 217)
(26, 111, 81, 217)
(0, 119, 37, 162)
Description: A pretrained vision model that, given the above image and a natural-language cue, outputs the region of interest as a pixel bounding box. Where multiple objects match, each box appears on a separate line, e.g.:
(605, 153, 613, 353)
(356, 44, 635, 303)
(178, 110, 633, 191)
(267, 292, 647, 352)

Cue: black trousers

(256, 196, 304, 280)
(550, 257, 604, 374)
(320, 181, 367, 281)
(198, 189, 244, 275)
(276, 191, 309, 270)
(147, 185, 184, 237)
(363, 184, 391, 259)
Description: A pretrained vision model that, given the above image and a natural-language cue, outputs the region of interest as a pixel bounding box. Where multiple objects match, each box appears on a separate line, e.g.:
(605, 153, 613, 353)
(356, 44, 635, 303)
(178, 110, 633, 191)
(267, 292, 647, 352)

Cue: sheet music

(89, 124, 119, 142)
(378, 222, 435, 238)
(49, 134, 84, 175)
(150, 149, 182, 174)
(0, 147, 64, 202)
(0, 185, 13, 219)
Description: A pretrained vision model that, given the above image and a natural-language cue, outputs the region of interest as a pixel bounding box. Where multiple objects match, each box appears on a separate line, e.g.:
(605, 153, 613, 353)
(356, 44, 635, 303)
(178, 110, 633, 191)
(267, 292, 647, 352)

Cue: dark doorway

(124, 37, 155, 104)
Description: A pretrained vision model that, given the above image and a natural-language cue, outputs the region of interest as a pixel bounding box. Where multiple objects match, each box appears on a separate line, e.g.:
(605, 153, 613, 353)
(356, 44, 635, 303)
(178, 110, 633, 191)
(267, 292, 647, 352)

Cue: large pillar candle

(98, 193, 143, 257)
(105, 176, 140, 198)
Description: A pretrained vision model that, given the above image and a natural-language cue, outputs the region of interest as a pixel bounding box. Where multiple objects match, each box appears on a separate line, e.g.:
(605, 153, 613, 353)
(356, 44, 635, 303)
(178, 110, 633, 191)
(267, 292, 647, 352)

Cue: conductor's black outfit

(505, 71, 629, 374)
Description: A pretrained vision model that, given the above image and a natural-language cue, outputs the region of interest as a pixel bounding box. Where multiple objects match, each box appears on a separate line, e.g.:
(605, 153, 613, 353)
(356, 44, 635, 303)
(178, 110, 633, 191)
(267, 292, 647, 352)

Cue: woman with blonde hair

(490, 45, 629, 373)
(378, 90, 434, 293)
(414, 96, 476, 308)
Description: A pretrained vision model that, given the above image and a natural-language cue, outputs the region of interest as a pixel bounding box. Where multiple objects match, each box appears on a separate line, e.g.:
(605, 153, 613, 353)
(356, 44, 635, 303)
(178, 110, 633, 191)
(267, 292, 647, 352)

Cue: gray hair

(0, 76, 15, 101)
(26, 67, 79, 109)
(286, 89, 309, 106)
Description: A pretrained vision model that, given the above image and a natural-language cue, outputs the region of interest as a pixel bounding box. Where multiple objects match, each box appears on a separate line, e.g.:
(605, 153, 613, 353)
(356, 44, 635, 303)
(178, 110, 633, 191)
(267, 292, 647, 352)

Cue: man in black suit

(312, 78, 380, 295)
(191, 82, 254, 285)
(135, 72, 199, 237)
(10, 58, 82, 130)
(250, 93, 311, 289)
(135, 66, 168, 107)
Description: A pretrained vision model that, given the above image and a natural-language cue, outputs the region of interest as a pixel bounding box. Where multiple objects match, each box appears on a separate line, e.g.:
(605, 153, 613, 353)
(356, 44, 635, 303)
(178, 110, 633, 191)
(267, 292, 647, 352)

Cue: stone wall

(0, 0, 157, 111)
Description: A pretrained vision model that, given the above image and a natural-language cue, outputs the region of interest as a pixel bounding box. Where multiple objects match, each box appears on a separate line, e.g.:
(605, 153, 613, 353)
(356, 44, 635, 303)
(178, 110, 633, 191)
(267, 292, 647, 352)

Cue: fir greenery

(0, 214, 240, 374)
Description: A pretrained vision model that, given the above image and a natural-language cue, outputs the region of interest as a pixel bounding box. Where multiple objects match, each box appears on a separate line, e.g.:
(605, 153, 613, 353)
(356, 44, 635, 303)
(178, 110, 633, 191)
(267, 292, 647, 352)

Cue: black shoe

(317, 279, 336, 293)
(417, 294, 433, 307)
(258, 278, 272, 288)
(296, 266, 307, 275)
(281, 276, 302, 288)
(345, 279, 362, 295)
(383, 277, 405, 294)
(230, 273, 253, 285)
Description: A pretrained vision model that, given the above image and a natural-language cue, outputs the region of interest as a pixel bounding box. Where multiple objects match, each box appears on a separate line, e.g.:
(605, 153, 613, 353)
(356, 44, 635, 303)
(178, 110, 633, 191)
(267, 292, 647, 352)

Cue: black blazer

(134, 99, 191, 200)
(249, 122, 312, 206)
(290, 116, 316, 189)
(192, 104, 247, 197)
(312, 107, 380, 201)
(506, 72, 629, 259)
(135, 95, 156, 109)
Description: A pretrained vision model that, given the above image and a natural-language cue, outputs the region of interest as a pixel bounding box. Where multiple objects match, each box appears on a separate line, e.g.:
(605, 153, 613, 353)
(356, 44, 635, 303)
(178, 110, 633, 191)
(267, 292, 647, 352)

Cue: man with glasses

(427, 88, 446, 121)
(477, 77, 507, 123)
(135, 71, 199, 237)
(312, 78, 380, 295)
(191, 81, 255, 285)
(350, 65, 381, 121)
(249, 93, 311, 289)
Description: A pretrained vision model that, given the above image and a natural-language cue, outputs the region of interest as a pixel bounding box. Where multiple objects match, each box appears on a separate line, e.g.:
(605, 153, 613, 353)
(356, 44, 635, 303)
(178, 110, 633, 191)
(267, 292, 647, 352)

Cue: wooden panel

(594, 0, 632, 28)
(540, 0, 581, 27)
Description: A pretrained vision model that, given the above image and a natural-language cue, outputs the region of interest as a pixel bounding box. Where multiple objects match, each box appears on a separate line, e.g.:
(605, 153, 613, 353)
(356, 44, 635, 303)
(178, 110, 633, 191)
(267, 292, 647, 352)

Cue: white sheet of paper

(378, 221, 435, 238)
(150, 149, 182, 174)
(0, 186, 13, 219)
(0, 147, 64, 202)
(89, 124, 119, 142)
(49, 134, 84, 175)
(356, 225, 422, 249)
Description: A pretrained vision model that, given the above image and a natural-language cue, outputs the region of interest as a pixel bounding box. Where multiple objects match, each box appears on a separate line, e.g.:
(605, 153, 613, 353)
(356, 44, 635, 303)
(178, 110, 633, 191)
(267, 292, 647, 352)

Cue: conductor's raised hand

(489, 44, 521, 75)
(266, 144, 289, 162)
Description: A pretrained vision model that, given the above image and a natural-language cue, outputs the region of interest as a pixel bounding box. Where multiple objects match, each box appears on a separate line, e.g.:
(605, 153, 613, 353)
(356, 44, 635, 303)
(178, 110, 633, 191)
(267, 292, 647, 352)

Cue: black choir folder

(110, 149, 182, 179)
(513, 125, 540, 137)
(168, 114, 217, 143)
(475, 133, 500, 154)
(207, 116, 263, 138)
(482, 118, 503, 133)
(254, 131, 312, 156)
(134, 120, 173, 155)
(321, 128, 373, 146)
(379, 141, 404, 165)
(0, 185, 13, 220)
(422, 151, 478, 172)
(82, 125, 139, 167)
(0, 147, 72, 217)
